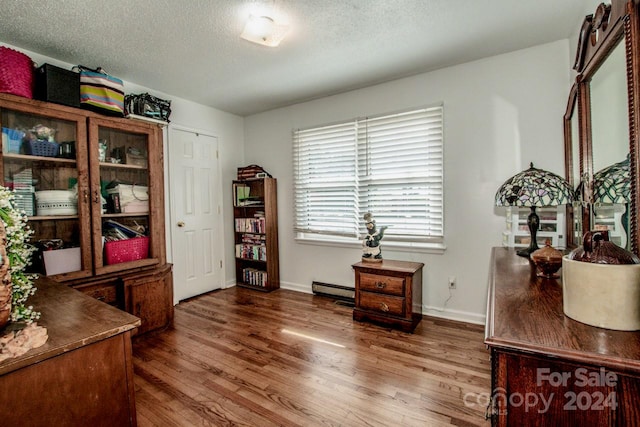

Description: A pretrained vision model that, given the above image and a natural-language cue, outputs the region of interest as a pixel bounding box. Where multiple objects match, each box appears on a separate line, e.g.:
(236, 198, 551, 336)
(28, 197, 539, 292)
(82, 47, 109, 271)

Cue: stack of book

(241, 233, 266, 245)
(234, 217, 266, 233)
(242, 267, 267, 287)
(235, 243, 267, 261)
(12, 168, 35, 216)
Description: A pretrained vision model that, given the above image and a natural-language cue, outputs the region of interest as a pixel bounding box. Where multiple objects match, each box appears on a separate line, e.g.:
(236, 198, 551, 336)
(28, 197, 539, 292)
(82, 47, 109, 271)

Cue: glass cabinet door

(0, 102, 92, 279)
(88, 117, 163, 274)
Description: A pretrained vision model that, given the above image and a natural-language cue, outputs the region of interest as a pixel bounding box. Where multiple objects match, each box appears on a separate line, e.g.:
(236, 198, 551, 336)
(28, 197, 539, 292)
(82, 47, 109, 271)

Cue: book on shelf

(233, 183, 249, 206)
(235, 243, 267, 261)
(242, 267, 267, 287)
(241, 233, 266, 244)
(235, 217, 266, 233)
(234, 183, 263, 206)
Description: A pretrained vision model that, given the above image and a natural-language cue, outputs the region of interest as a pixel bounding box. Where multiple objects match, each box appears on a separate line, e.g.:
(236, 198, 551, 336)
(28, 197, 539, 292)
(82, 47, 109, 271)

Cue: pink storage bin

(0, 47, 34, 99)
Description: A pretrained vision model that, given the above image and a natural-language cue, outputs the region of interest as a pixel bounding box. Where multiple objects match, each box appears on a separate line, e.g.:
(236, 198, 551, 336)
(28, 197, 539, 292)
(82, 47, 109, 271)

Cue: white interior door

(169, 127, 224, 301)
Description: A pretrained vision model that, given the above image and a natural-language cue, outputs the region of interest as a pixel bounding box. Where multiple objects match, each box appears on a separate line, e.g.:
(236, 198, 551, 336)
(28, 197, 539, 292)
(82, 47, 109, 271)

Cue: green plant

(0, 186, 39, 323)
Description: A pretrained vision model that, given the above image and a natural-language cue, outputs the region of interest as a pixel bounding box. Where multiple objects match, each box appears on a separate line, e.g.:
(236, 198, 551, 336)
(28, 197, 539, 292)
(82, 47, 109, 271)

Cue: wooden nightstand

(352, 260, 424, 332)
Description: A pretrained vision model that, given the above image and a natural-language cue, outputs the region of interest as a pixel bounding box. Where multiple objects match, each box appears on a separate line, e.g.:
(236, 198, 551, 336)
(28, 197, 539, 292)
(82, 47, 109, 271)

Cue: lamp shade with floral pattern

(495, 163, 574, 208)
(495, 163, 573, 257)
(593, 155, 630, 204)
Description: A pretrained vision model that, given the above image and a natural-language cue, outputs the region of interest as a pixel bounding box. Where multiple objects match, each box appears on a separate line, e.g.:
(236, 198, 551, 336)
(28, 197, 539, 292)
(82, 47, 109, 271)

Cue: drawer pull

(380, 302, 389, 312)
(375, 281, 386, 289)
(96, 296, 105, 301)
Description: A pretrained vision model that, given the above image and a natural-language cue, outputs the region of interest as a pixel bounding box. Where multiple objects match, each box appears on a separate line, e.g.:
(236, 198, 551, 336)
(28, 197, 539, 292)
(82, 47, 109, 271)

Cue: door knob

(177, 221, 185, 227)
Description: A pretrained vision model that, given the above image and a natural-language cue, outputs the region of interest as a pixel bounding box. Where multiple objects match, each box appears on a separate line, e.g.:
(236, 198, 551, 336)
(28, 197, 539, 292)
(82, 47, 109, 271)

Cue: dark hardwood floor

(132, 287, 491, 426)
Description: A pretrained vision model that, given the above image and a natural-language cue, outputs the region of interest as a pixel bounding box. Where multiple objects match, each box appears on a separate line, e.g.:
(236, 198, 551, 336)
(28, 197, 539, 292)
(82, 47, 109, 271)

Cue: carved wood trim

(578, 81, 593, 236)
(626, 0, 640, 253)
(564, 83, 579, 186)
(564, 83, 579, 248)
(574, 14, 594, 72)
(575, 1, 626, 77)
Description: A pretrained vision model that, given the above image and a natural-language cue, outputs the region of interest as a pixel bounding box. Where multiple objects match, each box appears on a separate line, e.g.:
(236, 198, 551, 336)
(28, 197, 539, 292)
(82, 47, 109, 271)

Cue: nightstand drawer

(360, 273, 404, 296)
(358, 291, 405, 316)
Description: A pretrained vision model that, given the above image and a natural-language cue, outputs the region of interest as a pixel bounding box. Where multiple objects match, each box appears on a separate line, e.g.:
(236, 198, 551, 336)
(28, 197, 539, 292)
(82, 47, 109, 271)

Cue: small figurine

(362, 212, 388, 262)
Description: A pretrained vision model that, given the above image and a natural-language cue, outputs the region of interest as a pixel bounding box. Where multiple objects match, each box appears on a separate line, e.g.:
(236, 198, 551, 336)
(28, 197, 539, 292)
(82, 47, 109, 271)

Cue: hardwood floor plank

(134, 287, 491, 426)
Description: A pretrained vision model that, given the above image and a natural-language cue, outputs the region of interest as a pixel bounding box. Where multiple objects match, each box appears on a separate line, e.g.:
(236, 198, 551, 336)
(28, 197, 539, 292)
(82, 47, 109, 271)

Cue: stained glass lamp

(495, 163, 574, 257)
(593, 155, 630, 248)
(593, 155, 630, 204)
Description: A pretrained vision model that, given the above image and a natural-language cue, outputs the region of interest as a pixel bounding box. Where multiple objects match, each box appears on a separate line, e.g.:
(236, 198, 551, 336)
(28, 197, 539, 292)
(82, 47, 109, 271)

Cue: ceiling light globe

(246, 15, 274, 40)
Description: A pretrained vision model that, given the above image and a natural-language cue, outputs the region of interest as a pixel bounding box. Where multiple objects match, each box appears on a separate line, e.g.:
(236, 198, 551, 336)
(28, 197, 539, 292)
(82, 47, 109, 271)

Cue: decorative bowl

(531, 241, 563, 278)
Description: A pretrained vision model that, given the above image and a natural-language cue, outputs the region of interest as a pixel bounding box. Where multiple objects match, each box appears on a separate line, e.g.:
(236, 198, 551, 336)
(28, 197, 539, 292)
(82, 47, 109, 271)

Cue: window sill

(294, 235, 446, 254)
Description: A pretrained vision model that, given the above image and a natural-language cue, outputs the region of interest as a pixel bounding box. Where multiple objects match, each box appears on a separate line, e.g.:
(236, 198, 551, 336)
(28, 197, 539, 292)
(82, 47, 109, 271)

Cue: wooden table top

(0, 277, 140, 376)
(352, 259, 424, 273)
(485, 247, 640, 374)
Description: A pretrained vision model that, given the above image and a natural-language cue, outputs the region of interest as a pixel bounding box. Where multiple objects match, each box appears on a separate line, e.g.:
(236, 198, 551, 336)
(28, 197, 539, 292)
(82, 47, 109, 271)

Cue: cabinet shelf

(99, 161, 147, 170)
(236, 257, 267, 263)
(237, 282, 271, 292)
(234, 204, 264, 209)
(29, 215, 79, 221)
(3, 153, 77, 165)
(102, 212, 150, 218)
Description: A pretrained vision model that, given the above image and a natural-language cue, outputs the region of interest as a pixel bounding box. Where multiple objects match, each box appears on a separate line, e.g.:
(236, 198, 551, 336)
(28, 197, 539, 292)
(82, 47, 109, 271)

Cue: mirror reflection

(589, 41, 630, 248)
(565, 88, 582, 245)
(570, 103, 582, 245)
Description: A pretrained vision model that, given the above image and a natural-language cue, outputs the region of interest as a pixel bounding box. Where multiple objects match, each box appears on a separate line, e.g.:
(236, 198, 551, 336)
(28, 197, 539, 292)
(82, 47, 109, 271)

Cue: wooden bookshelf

(232, 177, 279, 291)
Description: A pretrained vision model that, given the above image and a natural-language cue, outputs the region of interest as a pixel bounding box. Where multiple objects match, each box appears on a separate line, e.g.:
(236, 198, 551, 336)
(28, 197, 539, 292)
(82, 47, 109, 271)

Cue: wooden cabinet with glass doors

(87, 116, 166, 276)
(0, 92, 172, 334)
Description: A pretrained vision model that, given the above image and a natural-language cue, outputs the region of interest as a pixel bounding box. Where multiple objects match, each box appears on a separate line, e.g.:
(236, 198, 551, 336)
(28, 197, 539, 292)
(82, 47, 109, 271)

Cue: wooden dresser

(0, 277, 140, 426)
(352, 259, 423, 332)
(485, 247, 640, 426)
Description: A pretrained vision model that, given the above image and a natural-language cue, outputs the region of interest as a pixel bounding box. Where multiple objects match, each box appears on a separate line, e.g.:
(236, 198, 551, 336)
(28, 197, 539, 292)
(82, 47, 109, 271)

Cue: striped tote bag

(76, 66, 124, 116)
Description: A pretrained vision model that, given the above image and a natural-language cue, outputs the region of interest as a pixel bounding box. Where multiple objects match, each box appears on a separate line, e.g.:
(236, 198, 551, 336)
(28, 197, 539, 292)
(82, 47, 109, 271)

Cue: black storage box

(34, 64, 80, 108)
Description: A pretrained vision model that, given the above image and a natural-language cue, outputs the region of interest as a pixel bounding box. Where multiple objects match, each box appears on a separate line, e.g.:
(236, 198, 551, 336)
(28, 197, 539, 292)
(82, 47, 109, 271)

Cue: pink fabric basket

(0, 47, 34, 99)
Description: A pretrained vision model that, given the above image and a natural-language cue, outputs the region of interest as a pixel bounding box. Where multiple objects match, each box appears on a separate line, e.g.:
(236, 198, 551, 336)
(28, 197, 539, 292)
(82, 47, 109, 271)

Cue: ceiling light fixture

(240, 15, 289, 47)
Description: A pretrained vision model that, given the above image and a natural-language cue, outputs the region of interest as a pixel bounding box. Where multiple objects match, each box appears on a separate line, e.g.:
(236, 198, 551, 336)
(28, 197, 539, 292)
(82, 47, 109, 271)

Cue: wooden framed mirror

(566, 0, 640, 254)
(564, 83, 583, 248)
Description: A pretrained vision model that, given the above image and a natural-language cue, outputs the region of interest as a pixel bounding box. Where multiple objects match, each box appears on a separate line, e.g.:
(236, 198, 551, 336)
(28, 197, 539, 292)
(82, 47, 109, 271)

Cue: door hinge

(216, 150, 219, 159)
(220, 260, 223, 269)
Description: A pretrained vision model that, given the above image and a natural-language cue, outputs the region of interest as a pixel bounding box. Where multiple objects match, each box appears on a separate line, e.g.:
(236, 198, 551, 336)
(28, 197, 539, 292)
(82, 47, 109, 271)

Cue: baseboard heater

(312, 281, 355, 305)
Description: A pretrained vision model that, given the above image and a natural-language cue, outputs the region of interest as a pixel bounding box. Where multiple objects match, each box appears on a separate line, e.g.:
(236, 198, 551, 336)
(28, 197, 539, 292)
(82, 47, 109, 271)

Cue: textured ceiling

(0, 0, 590, 116)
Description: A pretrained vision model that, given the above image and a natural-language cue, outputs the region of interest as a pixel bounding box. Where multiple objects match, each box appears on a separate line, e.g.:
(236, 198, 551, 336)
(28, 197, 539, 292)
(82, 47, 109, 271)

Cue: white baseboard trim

(422, 305, 486, 325)
(280, 281, 313, 294)
(227, 278, 485, 325)
(224, 279, 312, 294)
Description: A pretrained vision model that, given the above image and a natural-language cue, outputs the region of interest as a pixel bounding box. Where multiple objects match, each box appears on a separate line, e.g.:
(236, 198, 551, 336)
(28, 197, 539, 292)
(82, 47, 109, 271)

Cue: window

(293, 105, 444, 250)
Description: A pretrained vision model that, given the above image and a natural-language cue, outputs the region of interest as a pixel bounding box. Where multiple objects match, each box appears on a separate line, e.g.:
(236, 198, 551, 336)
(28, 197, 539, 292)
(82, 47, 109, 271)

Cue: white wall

(243, 40, 572, 324)
(2, 38, 575, 323)
(0, 42, 245, 279)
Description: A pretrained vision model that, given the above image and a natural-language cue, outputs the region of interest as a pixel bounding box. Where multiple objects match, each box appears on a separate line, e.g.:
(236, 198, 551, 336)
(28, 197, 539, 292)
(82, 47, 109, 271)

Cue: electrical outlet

(448, 276, 456, 289)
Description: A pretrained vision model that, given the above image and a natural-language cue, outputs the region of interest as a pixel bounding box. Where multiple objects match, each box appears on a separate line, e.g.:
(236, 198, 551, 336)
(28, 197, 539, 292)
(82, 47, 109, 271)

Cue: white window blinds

(293, 105, 444, 245)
